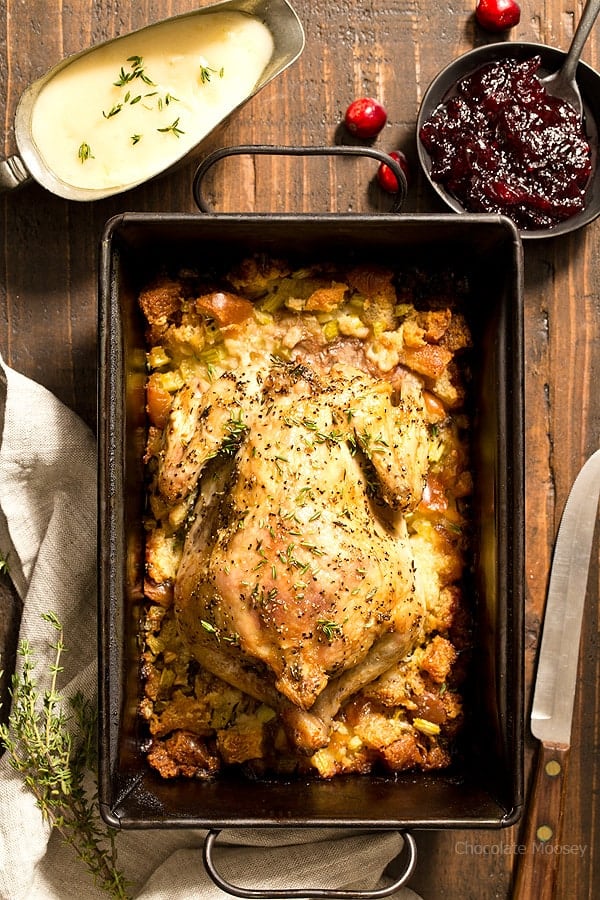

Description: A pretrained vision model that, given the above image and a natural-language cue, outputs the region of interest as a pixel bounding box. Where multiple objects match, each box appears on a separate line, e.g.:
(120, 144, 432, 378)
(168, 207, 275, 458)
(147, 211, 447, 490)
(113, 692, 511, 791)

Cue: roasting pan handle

(192, 144, 408, 214)
(202, 829, 417, 899)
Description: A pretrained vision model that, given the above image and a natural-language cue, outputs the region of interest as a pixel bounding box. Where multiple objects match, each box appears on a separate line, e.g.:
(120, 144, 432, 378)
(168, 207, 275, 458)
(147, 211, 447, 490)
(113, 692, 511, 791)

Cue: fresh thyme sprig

(0, 613, 130, 899)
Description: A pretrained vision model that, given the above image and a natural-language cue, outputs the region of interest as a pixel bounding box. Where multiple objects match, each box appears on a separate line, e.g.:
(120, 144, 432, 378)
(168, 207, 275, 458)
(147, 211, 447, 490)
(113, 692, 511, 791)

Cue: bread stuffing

(138, 256, 473, 779)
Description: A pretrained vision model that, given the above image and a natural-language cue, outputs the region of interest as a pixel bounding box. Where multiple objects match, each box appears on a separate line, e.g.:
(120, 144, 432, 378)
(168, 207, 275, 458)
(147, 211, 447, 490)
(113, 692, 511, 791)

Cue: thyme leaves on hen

(200, 619, 239, 645)
(317, 618, 344, 642)
(214, 413, 249, 459)
(0, 613, 130, 899)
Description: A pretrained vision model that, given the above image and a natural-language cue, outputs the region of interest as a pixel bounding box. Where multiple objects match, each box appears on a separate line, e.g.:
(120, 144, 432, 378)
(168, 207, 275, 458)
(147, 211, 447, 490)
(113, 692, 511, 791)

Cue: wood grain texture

(0, 1, 599, 897)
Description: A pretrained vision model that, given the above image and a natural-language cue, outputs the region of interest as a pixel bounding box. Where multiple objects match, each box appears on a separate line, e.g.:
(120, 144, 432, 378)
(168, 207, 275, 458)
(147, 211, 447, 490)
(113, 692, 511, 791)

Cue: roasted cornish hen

(158, 359, 429, 753)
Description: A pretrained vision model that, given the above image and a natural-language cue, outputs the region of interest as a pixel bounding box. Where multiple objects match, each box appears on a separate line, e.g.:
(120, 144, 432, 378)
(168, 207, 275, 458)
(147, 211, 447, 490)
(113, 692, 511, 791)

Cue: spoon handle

(561, 0, 600, 82)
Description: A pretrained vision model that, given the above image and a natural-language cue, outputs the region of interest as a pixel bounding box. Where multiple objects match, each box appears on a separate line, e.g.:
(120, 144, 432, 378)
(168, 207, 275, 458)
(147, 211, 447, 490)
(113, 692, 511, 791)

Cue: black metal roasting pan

(97, 209, 524, 894)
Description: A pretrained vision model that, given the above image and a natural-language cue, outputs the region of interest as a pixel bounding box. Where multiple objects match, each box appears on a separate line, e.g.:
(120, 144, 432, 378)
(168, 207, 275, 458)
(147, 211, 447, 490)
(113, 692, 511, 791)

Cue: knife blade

(514, 447, 600, 899)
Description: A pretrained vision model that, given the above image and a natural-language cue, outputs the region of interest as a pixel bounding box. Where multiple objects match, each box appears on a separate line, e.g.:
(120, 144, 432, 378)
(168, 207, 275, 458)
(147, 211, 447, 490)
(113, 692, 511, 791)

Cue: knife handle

(513, 741, 570, 899)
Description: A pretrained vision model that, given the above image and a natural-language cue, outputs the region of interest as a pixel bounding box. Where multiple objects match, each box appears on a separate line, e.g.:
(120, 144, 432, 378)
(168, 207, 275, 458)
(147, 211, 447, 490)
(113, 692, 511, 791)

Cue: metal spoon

(541, 0, 600, 118)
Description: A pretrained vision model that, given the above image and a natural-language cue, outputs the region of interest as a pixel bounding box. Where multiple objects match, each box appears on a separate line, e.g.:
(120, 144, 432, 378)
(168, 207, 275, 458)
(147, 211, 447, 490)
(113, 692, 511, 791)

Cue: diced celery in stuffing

(147, 346, 171, 369)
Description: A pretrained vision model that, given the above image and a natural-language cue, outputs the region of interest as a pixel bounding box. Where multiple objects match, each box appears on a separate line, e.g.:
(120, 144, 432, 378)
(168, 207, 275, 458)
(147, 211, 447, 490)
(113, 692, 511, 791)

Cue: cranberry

(377, 151, 410, 193)
(475, 0, 521, 32)
(344, 97, 388, 138)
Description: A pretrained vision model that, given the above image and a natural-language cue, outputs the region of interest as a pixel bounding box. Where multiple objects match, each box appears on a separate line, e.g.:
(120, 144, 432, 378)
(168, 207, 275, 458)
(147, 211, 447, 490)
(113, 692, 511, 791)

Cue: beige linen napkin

(0, 357, 421, 900)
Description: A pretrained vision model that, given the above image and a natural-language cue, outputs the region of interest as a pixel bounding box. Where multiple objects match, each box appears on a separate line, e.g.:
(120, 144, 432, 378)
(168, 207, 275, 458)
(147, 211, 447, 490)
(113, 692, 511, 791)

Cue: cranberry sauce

(419, 56, 592, 230)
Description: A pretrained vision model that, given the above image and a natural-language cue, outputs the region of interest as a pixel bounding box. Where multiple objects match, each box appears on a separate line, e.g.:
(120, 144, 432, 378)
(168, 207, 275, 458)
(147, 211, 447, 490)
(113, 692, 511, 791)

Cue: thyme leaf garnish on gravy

(87, 53, 222, 167)
(159, 93, 180, 109)
(77, 142, 94, 163)
(0, 613, 130, 898)
(103, 102, 123, 119)
(157, 117, 185, 138)
(198, 64, 225, 84)
(114, 55, 156, 88)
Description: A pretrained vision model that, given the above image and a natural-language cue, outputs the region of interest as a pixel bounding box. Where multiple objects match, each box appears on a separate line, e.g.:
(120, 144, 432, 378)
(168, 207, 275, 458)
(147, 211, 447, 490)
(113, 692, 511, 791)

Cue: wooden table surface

(1, 1, 599, 897)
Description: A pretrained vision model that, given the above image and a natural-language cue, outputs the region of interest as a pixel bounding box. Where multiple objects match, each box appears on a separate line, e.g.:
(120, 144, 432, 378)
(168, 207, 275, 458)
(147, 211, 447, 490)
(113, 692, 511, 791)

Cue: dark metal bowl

(416, 42, 600, 240)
